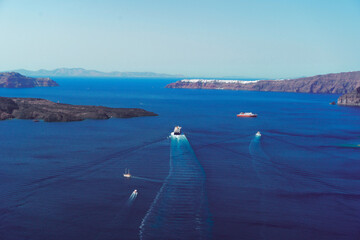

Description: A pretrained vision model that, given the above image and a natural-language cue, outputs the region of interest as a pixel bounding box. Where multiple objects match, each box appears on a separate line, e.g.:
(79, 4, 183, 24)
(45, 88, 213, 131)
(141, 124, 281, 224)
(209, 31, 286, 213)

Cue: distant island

(166, 71, 360, 94)
(0, 72, 58, 88)
(14, 68, 185, 78)
(0, 97, 157, 122)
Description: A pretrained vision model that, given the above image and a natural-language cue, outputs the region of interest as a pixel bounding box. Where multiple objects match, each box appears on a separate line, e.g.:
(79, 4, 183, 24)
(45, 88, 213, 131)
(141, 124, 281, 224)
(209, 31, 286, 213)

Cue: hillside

(0, 72, 58, 88)
(166, 71, 360, 94)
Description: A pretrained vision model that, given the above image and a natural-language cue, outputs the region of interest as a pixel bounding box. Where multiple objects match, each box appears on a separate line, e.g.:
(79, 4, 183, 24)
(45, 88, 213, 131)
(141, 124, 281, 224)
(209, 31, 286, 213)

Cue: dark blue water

(1, 78, 360, 240)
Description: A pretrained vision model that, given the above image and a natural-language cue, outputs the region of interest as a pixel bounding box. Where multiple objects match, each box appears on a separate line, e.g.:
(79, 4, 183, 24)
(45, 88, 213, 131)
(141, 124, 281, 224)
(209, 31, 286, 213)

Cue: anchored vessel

(123, 169, 131, 178)
(237, 112, 258, 118)
(173, 126, 182, 135)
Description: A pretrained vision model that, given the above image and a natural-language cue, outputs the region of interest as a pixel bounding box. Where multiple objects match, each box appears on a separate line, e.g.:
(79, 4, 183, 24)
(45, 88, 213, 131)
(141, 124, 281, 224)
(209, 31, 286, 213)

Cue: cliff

(165, 71, 360, 94)
(337, 87, 360, 106)
(0, 97, 157, 122)
(0, 72, 58, 88)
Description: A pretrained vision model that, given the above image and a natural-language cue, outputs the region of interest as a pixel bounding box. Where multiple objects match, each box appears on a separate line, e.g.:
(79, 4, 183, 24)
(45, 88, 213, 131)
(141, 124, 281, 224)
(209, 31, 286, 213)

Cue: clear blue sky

(0, 0, 359, 78)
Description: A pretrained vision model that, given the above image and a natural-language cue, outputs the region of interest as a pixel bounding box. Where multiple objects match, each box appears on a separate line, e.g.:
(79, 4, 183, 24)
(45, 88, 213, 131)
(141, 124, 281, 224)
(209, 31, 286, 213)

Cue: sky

(0, 0, 359, 78)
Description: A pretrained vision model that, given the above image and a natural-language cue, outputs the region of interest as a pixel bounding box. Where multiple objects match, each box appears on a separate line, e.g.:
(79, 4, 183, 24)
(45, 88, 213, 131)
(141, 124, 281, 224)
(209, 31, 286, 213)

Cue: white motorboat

(123, 169, 131, 178)
(171, 126, 182, 136)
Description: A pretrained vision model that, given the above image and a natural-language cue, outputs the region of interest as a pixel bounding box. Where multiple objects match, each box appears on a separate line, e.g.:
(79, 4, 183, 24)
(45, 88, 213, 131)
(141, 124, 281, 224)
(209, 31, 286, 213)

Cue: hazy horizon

(0, 0, 359, 78)
(5, 67, 359, 80)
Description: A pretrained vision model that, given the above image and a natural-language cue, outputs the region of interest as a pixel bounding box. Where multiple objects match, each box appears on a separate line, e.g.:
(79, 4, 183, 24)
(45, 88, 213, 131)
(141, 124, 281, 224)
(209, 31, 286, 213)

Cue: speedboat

(133, 189, 138, 194)
(172, 126, 182, 135)
(123, 169, 131, 178)
(237, 112, 257, 118)
(255, 131, 261, 137)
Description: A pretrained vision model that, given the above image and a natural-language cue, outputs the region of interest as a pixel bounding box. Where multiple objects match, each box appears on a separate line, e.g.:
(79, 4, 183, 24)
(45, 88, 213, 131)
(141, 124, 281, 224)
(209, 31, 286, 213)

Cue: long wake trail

(139, 134, 212, 240)
(130, 176, 163, 183)
(249, 135, 297, 239)
(249, 135, 269, 240)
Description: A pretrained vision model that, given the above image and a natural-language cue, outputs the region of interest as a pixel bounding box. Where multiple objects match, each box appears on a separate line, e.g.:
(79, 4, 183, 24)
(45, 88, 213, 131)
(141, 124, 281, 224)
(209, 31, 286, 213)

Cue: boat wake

(130, 176, 163, 183)
(249, 134, 295, 239)
(248, 135, 268, 239)
(249, 135, 269, 181)
(249, 135, 294, 190)
(139, 134, 212, 240)
(126, 190, 138, 206)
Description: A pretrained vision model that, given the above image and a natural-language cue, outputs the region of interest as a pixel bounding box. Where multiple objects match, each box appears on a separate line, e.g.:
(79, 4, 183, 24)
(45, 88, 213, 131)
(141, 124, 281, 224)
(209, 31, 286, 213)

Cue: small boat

(237, 112, 257, 118)
(133, 189, 138, 194)
(255, 131, 261, 137)
(33, 119, 39, 122)
(123, 169, 131, 178)
(172, 126, 182, 135)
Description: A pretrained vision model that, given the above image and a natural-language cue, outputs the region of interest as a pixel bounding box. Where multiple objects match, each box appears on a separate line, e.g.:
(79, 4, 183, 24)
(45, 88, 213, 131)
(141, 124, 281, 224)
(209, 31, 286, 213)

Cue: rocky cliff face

(337, 87, 360, 106)
(166, 71, 360, 94)
(0, 72, 58, 88)
(0, 97, 157, 122)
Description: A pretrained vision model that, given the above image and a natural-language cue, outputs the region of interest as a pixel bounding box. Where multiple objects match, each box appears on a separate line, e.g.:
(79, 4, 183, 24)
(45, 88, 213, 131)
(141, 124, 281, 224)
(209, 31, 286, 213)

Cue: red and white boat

(237, 112, 258, 118)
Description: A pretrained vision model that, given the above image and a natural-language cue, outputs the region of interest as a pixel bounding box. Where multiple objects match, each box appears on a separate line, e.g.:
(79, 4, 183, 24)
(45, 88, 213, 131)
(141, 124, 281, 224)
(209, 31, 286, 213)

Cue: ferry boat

(255, 131, 261, 137)
(237, 112, 257, 118)
(123, 169, 131, 178)
(173, 126, 182, 135)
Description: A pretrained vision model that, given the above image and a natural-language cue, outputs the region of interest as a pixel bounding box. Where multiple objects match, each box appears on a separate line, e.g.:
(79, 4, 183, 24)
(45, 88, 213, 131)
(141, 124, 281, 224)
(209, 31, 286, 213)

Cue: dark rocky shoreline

(0, 97, 157, 122)
(338, 87, 360, 106)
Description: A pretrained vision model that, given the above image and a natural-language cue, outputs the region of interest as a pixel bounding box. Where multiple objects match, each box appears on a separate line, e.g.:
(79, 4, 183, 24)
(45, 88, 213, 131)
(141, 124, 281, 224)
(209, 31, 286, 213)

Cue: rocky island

(0, 72, 58, 88)
(337, 87, 360, 106)
(0, 97, 157, 122)
(166, 71, 360, 94)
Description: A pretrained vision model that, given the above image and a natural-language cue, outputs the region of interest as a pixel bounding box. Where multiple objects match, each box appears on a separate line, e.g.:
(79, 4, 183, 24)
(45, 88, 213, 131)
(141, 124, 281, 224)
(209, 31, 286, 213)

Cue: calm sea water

(1, 78, 360, 240)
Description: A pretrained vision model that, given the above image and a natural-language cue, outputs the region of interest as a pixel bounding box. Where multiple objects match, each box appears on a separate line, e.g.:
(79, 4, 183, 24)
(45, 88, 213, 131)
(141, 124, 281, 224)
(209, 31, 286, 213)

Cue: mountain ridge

(14, 68, 185, 78)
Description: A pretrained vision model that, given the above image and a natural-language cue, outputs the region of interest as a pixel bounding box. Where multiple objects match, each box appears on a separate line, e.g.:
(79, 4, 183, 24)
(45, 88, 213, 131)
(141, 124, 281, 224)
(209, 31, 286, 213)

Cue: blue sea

(1, 78, 360, 240)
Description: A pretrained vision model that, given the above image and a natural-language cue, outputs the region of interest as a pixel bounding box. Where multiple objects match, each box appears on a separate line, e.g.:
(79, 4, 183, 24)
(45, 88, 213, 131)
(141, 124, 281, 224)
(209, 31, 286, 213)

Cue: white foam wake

(139, 134, 212, 240)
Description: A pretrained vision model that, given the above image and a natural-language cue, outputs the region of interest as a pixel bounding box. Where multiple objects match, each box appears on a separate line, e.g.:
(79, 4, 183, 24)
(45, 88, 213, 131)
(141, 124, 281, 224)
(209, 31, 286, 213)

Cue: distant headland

(14, 68, 185, 78)
(166, 71, 360, 107)
(0, 72, 58, 88)
(0, 97, 157, 122)
(165, 71, 360, 94)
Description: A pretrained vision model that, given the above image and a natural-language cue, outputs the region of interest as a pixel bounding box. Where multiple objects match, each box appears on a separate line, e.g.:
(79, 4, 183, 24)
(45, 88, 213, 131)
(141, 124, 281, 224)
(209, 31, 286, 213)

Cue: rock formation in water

(0, 97, 157, 122)
(165, 71, 360, 94)
(337, 87, 360, 106)
(0, 72, 58, 88)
